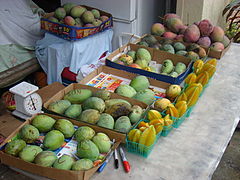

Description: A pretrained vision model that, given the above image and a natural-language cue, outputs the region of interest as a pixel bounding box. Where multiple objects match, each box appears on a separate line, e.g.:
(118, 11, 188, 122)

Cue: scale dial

(23, 93, 42, 115)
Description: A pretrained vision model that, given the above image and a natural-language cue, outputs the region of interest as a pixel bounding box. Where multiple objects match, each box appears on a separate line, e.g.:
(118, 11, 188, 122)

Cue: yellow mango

(166, 104, 179, 118)
(138, 121, 149, 129)
(154, 98, 171, 111)
(139, 125, 156, 146)
(166, 85, 181, 100)
(149, 119, 164, 126)
(185, 83, 203, 93)
(128, 129, 142, 143)
(193, 59, 204, 74)
(139, 126, 147, 132)
(196, 71, 209, 87)
(175, 101, 187, 117)
(205, 58, 217, 67)
(185, 85, 201, 107)
(147, 109, 162, 121)
(185, 73, 197, 85)
(176, 92, 188, 103)
(198, 63, 216, 78)
(163, 114, 173, 126)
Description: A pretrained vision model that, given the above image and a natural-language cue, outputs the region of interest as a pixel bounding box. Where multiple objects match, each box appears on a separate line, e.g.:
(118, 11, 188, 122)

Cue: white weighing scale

(9, 82, 43, 120)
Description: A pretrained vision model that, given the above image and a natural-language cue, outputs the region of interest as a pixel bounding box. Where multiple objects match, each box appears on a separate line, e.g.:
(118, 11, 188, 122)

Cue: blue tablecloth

(35, 29, 113, 84)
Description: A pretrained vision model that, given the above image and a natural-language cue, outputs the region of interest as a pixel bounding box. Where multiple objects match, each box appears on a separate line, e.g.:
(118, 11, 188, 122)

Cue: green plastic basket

(161, 124, 173, 137)
(125, 119, 161, 158)
(173, 110, 188, 128)
(186, 105, 195, 117)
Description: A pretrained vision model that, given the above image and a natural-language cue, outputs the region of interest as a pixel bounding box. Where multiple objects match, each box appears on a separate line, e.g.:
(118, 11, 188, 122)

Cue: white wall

(176, 0, 230, 28)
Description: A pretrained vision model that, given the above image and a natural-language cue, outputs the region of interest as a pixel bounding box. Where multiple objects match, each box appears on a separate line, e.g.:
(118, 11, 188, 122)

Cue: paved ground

(0, 129, 239, 180)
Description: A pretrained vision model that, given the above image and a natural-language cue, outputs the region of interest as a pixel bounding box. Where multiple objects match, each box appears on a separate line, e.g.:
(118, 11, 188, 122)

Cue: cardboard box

(41, 5, 113, 41)
(133, 34, 232, 59)
(43, 84, 148, 142)
(0, 113, 120, 180)
(106, 44, 193, 84)
(80, 65, 171, 93)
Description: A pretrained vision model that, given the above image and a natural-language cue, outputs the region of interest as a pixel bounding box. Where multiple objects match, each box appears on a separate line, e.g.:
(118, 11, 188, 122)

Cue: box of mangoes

(41, 3, 113, 40)
(106, 43, 193, 84)
(43, 84, 149, 142)
(0, 113, 120, 180)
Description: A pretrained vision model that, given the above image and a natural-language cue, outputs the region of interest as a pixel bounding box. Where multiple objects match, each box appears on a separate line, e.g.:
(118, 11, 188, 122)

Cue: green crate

(125, 139, 156, 158)
(161, 124, 173, 137)
(125, 119, 161, 158)
(173, 110, 188, 128)
(186, 105, 195, 117)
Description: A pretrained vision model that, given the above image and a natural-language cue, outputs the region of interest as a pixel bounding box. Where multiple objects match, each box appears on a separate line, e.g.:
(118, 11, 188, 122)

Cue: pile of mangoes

(4, 114, 113, 171)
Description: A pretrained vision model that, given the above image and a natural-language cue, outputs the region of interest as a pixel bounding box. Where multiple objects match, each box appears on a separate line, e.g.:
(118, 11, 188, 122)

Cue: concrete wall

(176, 0, 231, 29)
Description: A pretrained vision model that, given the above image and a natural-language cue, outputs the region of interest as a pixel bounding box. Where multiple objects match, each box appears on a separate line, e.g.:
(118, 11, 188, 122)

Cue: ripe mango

(147, 110, 162, 121)
(185, 73, 197, 85)
(196, 71, 209, 87)
(139, 125, 156, 146)
(175, 101, 187, 117)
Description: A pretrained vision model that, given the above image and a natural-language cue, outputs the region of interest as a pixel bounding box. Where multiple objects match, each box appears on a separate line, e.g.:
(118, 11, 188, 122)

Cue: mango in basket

(165, 104, 179, 118)
(163, 114, 173, 126)
(128, 129, 142, 143)
(175, 101, 187, 117)
(205, 58, 217, 67)
(139, 125, 156, 147)
(138, 121, 149, 128)
(149, 119, 164, 134)
(147, 109, 162, 121)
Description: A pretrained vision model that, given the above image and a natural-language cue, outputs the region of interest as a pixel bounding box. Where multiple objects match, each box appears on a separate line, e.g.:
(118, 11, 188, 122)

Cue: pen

(114, 148, 119, 169)
(119, 147, 130, 173)
(98, 150, 114, 173)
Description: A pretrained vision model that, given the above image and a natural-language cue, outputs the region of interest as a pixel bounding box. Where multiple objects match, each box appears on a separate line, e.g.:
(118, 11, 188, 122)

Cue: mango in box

(193, 59, 204, 74)
(198, 63, 216, 78)
(175, 101, 187, 117)
(149, 119, 164, 134)
(139, 125, 156, 147)
(196, 71, 209, 87)
(166, 104, 179, 118)
(166, 85, 181, 100)
(128, 129, 142, 143)
(163, 114, 173, 126)
(154, 98, 171, 111)
(147, 109, 162, 121)
(185, 83, 202, 107)
(185, 73, 197, 85)
(206, 59, 217, 67)
(176, 92, 188, 103)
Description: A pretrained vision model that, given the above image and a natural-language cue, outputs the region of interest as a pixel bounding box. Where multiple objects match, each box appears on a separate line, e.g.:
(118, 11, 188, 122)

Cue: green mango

(93, 89, 111, 100)
(72, 159, 93, 171)
(48, 100, 71, 114)
(5, 139, 26, 156)
(129, 105, 143, 124)
(53, 155, 75, 170)
(173, 42, 186, 51)
(162, 44, 175, 54)
(34, 151, 57, 167)
(43, 130, 64, 150)
(92, 133, 111, 153)
(64, 89, 92, 104)
(19, 145, 42, 162)
(64, 104, 82, 118)
(161, 59, 174, 74)
(54, 119, 75, 138)
(127, 50, 136, 61)
(176, 50, 187, 56)
(97, 113, 114, 129)
(175, 62, 187, 74)
(77, 140, 99, 161)
(82, 97, 105, 113)
(19, 124, 39, 143)
(31, 115, 56, 133)
(74, 126, 95, 142)
(114, 116, 131, 133)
